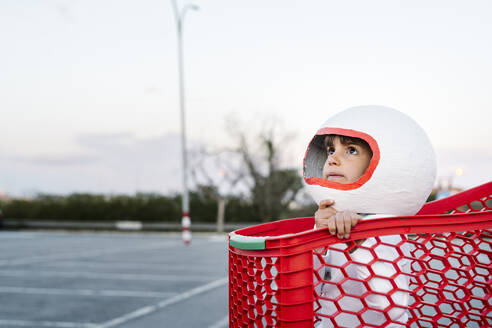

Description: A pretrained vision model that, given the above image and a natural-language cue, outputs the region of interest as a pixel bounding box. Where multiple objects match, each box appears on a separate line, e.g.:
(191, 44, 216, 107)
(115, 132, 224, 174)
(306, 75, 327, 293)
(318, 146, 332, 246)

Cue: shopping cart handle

(229, 232, 268, 250)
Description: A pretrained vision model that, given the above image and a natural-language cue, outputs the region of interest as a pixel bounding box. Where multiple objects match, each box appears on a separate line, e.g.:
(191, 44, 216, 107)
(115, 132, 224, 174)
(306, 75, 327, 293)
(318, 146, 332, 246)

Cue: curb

(0, 219, 253, 232)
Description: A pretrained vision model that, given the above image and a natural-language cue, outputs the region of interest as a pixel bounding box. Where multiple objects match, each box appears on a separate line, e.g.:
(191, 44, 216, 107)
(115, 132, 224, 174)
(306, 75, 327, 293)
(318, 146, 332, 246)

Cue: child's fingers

(319, 199, 334, 209)
(344, 215, 352, 239)
(351, 213, 362, 227)
(315, 217, 329, 229)
(315, 209, 331, 228)
(316, 219, 331, 230)
(327, 217, 336, 236)
(314, 208, 338, 229)
(335, 213, 346, 239)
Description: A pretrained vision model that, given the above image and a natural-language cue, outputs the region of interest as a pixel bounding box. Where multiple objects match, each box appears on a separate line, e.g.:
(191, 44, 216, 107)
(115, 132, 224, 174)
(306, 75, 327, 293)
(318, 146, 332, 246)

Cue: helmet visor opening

(303, 128, 380, 191)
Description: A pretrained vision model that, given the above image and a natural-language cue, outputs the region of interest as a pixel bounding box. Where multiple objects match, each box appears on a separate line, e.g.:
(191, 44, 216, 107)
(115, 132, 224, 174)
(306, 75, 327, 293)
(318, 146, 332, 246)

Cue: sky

(1, 0, 492, 197)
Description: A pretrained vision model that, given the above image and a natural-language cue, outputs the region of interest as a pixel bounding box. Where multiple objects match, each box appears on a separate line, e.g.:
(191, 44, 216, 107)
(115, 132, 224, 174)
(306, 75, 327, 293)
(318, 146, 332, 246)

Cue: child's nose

(328, 153, 340, 165)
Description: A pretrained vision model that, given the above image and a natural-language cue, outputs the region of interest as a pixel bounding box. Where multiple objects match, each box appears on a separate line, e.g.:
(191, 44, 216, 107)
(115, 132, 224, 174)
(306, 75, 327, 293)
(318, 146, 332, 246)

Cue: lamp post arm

(180, 4, 199, 29)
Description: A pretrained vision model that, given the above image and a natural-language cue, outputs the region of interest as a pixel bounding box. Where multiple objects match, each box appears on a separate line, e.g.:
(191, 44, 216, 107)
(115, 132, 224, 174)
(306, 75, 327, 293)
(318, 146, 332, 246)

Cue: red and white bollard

(181, 212, 191, 245)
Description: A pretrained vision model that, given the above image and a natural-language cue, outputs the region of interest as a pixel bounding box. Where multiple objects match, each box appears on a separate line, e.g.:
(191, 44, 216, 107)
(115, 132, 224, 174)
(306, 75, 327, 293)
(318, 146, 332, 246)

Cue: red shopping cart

(228, 182, 492, 327)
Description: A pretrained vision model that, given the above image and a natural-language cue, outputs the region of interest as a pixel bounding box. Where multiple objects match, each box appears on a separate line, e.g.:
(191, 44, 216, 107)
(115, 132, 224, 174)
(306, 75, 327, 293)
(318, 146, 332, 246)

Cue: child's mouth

(327, 174, 344, 181)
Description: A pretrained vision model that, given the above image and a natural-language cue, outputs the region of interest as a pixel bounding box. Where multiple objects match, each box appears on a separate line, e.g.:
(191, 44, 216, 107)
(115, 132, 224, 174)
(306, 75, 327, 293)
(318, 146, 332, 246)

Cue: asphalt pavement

(0, 231, 228, 328)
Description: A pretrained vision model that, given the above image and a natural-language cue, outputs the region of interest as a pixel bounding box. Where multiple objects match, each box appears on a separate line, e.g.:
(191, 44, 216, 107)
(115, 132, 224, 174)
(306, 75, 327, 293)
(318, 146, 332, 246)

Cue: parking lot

(0, 231, 228, 328)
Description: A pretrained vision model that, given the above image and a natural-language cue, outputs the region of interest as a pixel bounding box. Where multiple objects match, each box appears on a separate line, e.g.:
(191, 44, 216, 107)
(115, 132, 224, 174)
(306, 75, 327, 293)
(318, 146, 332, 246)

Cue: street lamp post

(171, 0, 198, 245)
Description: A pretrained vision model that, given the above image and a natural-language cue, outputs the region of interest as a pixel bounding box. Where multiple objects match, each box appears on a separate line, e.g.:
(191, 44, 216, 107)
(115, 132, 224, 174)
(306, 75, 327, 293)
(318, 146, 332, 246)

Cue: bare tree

(189, 146, 245, 231)
(234, 126, 303, 221)
(190, 115, 304, 223)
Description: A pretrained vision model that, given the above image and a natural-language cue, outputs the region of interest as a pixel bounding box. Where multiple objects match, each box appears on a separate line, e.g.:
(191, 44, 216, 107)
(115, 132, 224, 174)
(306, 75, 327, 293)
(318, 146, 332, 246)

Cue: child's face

(322, 136, 372, 184)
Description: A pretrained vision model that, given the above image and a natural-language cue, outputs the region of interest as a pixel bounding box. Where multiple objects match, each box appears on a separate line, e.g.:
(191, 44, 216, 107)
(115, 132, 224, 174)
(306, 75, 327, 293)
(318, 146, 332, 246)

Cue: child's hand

(315, 199, 338, 229)
(329, 211, 362, 239)
(315, 199, 361, 239)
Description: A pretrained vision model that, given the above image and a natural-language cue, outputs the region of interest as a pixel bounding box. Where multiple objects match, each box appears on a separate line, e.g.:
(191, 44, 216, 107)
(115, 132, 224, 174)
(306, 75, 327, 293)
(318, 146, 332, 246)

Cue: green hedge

(0, 192, 296, 223)
(0, 190, 437, 223)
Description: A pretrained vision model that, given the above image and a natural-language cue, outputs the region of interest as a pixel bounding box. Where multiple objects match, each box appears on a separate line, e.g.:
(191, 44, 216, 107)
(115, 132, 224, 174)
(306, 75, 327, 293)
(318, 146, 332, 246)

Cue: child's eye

(327, 147, 335, 155)
(348, 147, 358, 155)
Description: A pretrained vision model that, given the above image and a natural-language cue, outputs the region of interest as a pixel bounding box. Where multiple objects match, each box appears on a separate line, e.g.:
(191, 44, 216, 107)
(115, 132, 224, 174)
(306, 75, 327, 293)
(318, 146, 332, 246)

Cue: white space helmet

(303, 105, 436, 216)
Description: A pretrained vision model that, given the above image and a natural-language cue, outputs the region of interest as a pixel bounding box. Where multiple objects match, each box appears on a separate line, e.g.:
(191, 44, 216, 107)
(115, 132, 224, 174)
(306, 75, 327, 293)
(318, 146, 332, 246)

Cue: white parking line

(208, 235, 228, 243)
(0, 269, 217, 282)
(0, 232, 36, 239)
(0, 319, 97, 328)
(207, 315, 229, 328)
(0, 241, 178, 267)
(0, 286, 176, 298)
(95, 277, 228, 328)
(36, 260, 223, 270)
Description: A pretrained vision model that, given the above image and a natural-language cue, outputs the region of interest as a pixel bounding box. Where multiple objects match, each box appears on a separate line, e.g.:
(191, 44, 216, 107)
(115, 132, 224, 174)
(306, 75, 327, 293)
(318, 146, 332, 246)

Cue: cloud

(0, 132, 193, 196)
(11, 153, 99, 166)
(1, 134, 490, 197)
(74, 132, 182, 164)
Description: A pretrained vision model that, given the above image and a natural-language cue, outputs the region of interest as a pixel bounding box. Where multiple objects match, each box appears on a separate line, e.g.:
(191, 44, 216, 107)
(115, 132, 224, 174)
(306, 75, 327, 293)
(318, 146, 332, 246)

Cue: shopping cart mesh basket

(228, 182, 492, 327)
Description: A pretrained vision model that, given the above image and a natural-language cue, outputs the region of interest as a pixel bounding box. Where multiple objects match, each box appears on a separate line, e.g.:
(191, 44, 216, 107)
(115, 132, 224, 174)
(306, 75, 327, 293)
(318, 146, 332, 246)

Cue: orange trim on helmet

(303, 127, 380, 191)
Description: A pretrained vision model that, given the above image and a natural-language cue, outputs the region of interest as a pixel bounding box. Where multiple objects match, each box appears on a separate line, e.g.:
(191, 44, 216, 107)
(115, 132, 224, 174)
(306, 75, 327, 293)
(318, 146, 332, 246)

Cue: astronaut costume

(303, 106, 436, 327)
